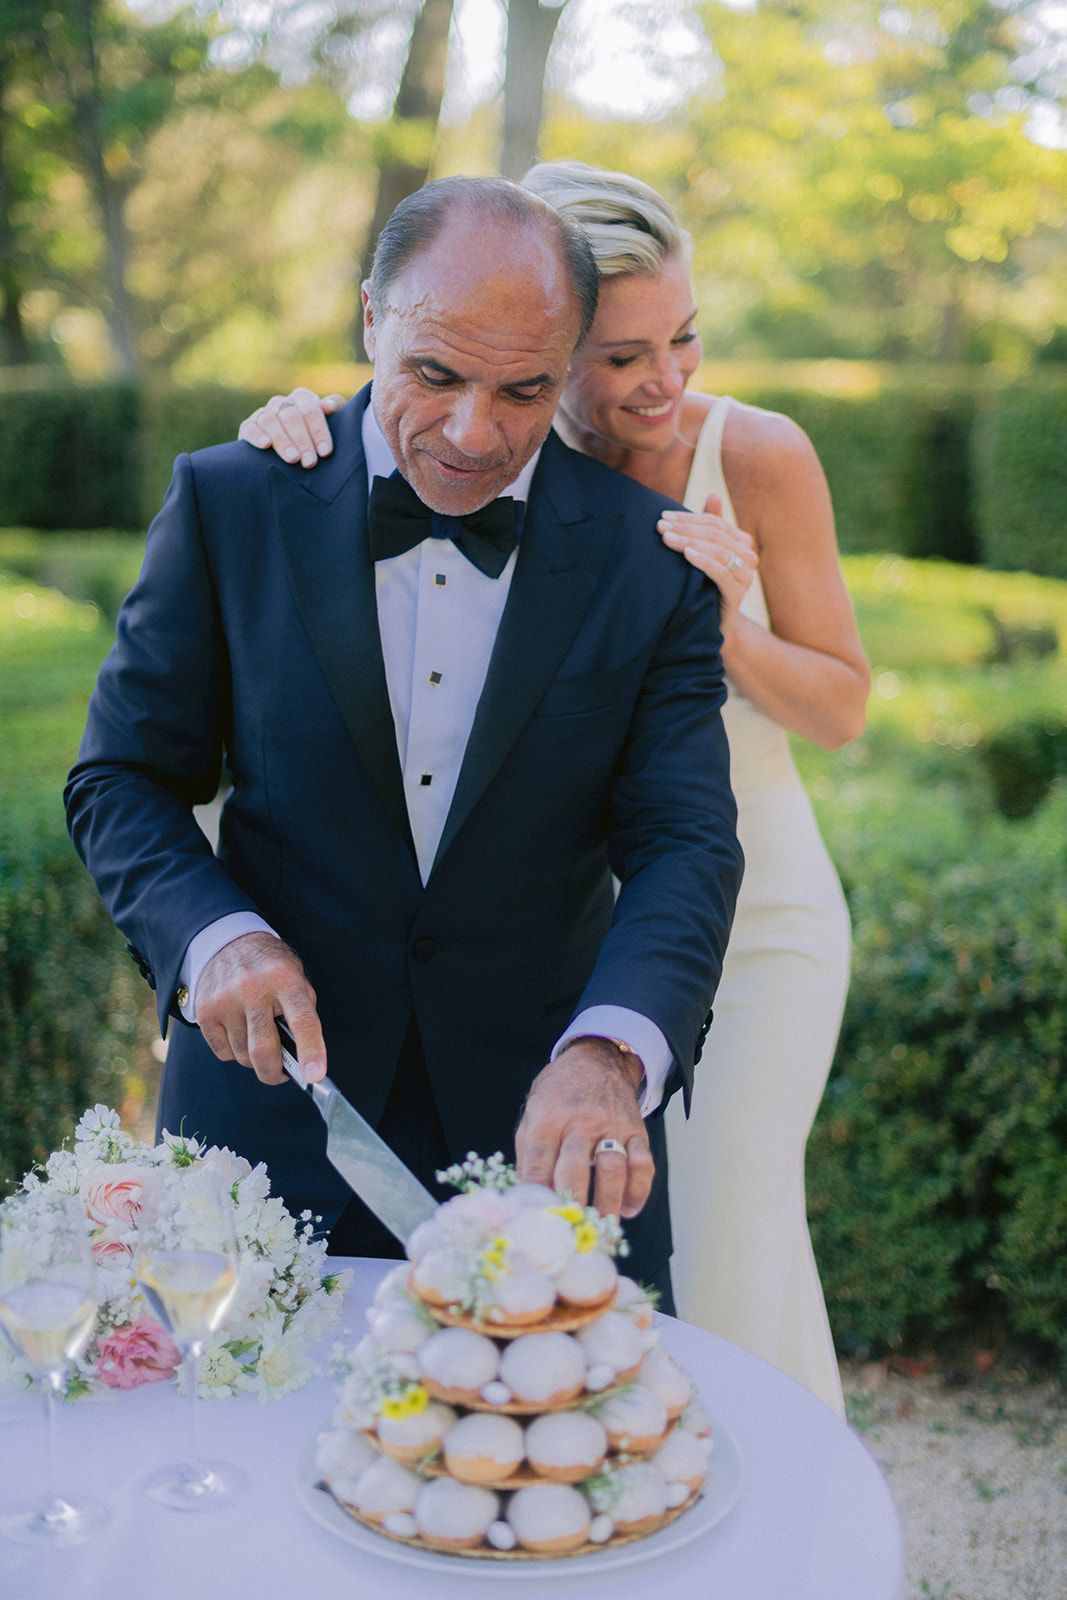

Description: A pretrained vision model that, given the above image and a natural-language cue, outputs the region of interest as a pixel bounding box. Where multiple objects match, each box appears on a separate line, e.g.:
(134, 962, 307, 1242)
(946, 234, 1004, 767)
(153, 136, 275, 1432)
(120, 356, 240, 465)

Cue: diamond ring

(594, 1138, 627, 1158)
(725, 551, 743, 574)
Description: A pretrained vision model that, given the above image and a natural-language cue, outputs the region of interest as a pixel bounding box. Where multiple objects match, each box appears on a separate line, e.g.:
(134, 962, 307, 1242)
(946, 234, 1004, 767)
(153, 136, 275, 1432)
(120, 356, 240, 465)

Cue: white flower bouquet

(0, 1105, 351, 1402)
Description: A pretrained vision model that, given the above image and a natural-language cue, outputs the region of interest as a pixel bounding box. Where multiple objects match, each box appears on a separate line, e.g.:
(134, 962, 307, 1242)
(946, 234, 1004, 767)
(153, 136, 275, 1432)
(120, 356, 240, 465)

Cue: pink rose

(82, 1164, 146, 1230)
(91, 1231, 134, 1265)
(96, 1316, 181, 1389)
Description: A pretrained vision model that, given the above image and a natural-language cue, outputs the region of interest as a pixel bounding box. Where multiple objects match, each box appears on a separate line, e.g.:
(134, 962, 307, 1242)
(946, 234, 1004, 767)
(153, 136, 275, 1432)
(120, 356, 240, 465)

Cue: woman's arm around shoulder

(718, 400, 869, 750)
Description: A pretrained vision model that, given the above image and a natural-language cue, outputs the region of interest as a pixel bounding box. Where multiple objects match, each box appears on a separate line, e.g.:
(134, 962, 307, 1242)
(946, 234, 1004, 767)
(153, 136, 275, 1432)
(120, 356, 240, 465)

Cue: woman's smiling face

(555, 253, 702, 459)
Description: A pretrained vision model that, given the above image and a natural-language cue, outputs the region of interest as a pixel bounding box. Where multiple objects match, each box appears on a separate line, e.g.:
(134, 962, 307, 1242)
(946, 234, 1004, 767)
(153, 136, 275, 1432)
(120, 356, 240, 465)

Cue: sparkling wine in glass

(0, 1190, 109, 1546)
(135, 1165, 246, 1510)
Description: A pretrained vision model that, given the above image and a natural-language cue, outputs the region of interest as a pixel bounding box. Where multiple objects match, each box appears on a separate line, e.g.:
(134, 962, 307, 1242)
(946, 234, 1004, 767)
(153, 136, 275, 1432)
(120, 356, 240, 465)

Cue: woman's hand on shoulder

(717, 402, 870, 750)
(237, 388, 345, 468)
(657, 496, 759, 636)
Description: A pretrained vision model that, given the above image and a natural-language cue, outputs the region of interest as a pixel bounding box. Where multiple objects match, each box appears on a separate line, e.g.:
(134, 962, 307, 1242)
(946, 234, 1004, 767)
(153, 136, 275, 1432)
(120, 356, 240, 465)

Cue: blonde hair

(521, 160, 690, 280)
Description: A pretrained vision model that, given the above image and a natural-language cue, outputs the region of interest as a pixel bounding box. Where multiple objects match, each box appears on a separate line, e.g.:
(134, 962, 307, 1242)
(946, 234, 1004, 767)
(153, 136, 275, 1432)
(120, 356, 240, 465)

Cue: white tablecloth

(0, 1259, 903, 1600)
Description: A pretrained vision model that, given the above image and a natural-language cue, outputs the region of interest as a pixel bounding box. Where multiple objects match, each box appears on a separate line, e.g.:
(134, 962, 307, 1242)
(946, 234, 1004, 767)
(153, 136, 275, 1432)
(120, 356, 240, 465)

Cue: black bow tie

(367, 473, 519, 579)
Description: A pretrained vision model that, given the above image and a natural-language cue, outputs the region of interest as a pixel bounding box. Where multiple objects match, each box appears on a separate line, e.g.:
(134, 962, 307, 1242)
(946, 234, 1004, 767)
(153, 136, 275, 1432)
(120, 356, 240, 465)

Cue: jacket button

(412, 937, 438, 963)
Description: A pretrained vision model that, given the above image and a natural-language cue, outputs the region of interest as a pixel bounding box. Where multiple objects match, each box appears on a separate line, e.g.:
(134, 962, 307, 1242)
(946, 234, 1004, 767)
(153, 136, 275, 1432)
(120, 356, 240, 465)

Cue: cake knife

(276, 1019, 438, 1246)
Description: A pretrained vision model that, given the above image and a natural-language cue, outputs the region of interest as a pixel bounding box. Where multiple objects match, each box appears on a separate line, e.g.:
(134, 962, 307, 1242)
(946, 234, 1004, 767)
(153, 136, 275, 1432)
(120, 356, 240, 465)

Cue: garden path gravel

(841, 1360, 1067, 1600)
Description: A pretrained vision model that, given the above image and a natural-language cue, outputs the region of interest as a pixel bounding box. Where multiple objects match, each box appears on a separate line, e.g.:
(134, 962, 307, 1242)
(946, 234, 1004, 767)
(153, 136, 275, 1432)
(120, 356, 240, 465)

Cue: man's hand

(193, 932, 326, 1085)
(514, 1039, 653, 1220)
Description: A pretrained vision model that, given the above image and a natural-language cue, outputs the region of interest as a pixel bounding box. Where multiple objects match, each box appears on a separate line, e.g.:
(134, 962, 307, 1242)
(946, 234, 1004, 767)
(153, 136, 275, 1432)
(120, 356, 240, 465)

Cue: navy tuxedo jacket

(66, 389, 743, 1240)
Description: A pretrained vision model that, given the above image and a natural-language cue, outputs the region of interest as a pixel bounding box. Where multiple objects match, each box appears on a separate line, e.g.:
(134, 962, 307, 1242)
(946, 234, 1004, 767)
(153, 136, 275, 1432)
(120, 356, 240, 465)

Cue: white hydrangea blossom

(0, 1105, 351, 1403)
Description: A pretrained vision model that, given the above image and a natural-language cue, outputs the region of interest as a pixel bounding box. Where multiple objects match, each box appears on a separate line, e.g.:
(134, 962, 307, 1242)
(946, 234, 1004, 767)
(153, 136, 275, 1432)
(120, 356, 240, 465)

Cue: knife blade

(276, 1020, 438, 1247)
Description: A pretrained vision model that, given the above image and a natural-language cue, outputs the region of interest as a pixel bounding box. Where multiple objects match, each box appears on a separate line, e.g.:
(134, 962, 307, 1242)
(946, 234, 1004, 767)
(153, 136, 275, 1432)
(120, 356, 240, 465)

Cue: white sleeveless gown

(665, 397, 849, 1416)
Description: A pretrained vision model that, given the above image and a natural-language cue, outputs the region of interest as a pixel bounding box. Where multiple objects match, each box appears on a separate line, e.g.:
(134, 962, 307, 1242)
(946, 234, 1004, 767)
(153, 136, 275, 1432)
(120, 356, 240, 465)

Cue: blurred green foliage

(973, 383, 1067, 578)
(807, 795, 1067, 1367)
(0, 379, 140, 528)
(2, 0, 1067, 379)
(0, 566, 143, 1192)
(797, 556, 1067, 1369)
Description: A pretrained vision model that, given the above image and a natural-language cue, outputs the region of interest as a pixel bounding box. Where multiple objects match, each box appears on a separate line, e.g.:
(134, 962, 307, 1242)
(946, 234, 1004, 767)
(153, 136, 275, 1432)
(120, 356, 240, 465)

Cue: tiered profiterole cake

(315, 1156, 713, 1560)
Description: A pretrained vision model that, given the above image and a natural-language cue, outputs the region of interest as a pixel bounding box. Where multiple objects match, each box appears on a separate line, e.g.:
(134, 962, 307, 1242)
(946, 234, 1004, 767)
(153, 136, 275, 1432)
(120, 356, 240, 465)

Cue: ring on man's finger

(594, 1138, 627, 1159)
(725, 551, 743, 574)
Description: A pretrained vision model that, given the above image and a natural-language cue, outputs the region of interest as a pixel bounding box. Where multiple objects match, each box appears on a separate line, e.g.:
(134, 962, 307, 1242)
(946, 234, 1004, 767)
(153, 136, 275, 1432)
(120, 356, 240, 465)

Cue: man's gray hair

(369, 175, 599, 343)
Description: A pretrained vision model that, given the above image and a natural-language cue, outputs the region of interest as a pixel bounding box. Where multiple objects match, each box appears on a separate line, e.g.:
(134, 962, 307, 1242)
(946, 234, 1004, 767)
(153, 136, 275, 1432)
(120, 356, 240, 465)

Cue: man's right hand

(193, 932, 326, 1086)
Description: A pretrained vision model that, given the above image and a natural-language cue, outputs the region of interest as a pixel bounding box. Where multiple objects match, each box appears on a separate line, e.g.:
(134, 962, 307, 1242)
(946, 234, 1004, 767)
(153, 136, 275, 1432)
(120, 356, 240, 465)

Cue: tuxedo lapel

(271, 394, 416, 858)
(432, 433, 620, 872)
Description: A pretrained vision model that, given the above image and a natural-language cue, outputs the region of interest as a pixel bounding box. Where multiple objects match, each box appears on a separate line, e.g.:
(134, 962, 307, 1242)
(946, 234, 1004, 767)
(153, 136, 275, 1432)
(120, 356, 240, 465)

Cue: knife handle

(276, 1018, 310, 1089)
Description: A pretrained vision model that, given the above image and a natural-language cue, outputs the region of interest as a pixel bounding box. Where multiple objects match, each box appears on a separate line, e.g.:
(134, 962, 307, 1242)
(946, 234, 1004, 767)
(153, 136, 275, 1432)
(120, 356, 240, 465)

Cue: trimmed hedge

(2, 368, 1066, 579)
(139, 382, 268, 526)
(0, 817, 133, 1195)
(0, 380, 140, 530)
(972, 382, 1067, 579)
(731, 384, 979, 563)
(808, 791, 1067, 1370)
(0, 376, 260, 534)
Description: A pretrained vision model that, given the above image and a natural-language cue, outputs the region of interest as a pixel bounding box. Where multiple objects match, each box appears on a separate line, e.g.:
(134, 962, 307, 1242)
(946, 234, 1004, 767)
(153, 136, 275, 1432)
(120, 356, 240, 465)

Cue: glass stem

(42, 1374, 61, 1509)
(185, 1348, 202, 1467)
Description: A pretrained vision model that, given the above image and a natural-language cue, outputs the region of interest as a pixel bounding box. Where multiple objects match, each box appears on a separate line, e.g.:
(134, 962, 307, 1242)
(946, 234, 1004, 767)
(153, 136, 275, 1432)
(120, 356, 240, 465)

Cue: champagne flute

(0, 1190, 109, 1546)
(134, 1164, 246, 1510)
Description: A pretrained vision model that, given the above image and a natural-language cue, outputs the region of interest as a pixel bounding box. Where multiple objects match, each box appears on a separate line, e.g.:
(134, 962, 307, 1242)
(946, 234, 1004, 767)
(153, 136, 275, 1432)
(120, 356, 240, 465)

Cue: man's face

(364, 211, 582, 515)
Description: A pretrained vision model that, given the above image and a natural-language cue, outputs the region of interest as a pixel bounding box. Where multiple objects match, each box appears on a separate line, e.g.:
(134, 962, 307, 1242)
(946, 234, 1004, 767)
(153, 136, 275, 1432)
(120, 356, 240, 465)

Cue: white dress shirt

(179, 404, 672, 1112)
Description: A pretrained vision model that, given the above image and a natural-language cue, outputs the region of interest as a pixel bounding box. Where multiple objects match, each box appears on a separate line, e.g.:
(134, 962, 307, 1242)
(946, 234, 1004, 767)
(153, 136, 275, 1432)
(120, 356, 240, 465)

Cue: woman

(239, 162, 869, 1415)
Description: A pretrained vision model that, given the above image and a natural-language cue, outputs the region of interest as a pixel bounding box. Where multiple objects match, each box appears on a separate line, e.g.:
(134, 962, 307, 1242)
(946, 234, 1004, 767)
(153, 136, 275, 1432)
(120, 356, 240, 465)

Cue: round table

(0, 1258, 902, 1600)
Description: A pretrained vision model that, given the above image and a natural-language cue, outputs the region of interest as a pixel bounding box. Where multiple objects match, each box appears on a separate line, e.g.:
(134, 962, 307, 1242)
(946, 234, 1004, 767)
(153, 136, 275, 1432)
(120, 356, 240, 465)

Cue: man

(66, 178, 742, 1305)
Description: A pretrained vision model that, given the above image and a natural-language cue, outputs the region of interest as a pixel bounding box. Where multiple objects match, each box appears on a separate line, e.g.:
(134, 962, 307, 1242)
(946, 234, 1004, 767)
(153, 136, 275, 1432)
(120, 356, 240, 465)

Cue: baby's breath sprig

(435, 1151, 517, 1193)
(581, 1377, 635, 1417)
(582, 1463, 624, 1513)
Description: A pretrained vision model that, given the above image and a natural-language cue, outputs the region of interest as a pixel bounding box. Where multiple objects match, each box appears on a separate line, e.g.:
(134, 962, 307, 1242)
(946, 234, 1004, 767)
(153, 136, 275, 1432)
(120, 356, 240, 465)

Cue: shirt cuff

(551, 1006, 672, 1116)
(178, 913, 279, 1023)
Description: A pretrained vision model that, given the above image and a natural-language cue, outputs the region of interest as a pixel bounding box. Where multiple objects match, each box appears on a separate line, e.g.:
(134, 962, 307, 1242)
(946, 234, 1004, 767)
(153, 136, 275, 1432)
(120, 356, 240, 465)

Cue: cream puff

(375, 1399, 456, 1466)
(614, 1275, 655, 1329)
(594, 1385, 669, 1454)
(442, 1412, 525, 1484)
(524, 1411, 608, 1482)
(481, 1269, 557, 1327)
(409, 1248, 471, 1308)
(591, 1461, 669, 1536)
(576, 1310, 645, 1380)
(344, 1456, 423, 1523)
(315, 1426, 379, 1484)
(499, 1331, 586, 1406)
(417, 1327, 500, 1404)
(413, 1477, 499, 1551)
(366, 1298, 433, 1354)
(554, 1249, 618, 1310)
(505, 1208, 577, 1275)
(506, 1482, 592, 1554)
(651, 1428, 712, 1494)
(639, 1346, 694, 1420)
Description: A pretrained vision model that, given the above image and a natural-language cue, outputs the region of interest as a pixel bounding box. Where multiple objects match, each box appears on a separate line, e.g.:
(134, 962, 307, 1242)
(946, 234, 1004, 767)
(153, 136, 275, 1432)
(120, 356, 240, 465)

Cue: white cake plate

(294, 1423, 743, 1580)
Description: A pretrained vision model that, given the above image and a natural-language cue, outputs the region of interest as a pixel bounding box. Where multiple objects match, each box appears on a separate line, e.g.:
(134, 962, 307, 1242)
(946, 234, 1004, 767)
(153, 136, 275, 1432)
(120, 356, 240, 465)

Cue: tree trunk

(65, 0, 139, 373)
(354, 0, 456, 358)
(500, 0, 567, 181)
(0, 58, 31, 364)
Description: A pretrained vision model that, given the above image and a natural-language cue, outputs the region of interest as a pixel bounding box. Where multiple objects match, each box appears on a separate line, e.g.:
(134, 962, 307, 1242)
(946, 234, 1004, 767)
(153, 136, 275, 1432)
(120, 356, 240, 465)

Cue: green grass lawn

(0, 530, 145, 821)
(792, 554, 1067, 880)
